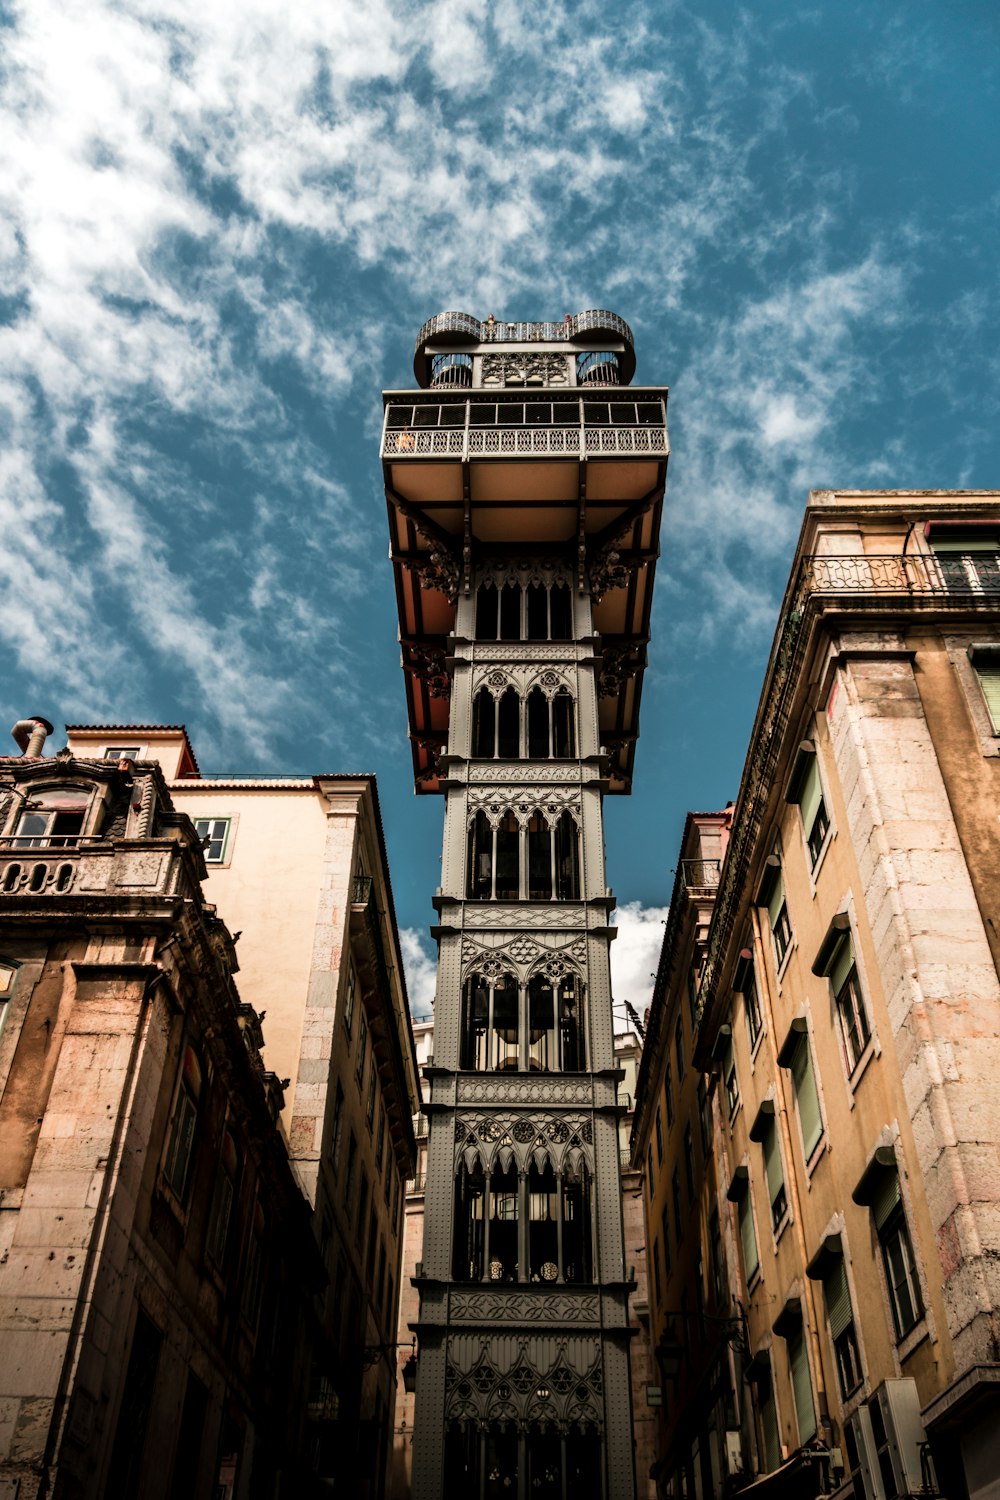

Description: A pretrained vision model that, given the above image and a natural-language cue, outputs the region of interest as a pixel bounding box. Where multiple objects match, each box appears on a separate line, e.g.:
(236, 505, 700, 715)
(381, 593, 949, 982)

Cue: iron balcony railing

(678, 858, 721, 891)
(382, 423, 667, 461)
(803, 553, 1000, 594)
(414, 309, 635, 353)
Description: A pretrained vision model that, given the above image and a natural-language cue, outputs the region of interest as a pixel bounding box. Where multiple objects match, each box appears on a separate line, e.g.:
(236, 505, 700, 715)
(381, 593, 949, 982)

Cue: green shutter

(872, 1169, 901, 1230)
(739, 1191, 759, 1283)
(767, 873, 786, 931)
(829, 934, 855, 994)
(798, 757, 822, 834)
(791, 1037, 823, 1158)
(788, 1327, 816, 1442)
(977, 667, 1000, 731)
(823, 1259, 852, 1339)
(763, 1124, 783, 1202)
(759, 1380, 780, 1471)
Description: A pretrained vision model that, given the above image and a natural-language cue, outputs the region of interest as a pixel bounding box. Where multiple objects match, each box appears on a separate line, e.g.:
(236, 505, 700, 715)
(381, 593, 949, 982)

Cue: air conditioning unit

(845, 1403, 886, 1500)
(845, 1379, 936, 1500)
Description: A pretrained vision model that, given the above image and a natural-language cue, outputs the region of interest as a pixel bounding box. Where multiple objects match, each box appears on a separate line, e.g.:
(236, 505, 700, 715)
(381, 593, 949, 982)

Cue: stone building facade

(0, 721, 421, 1498)
(382, 310, 669, 1499)
(637, 491, 1000, 1500)
(0, 734, 318, 1499)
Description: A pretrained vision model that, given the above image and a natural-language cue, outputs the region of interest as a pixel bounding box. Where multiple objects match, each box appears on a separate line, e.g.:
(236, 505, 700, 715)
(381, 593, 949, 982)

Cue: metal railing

(382, 425, 667, 461)
(804, 552, 1000, 594)
(678, 858, 721, 890)
(414, 308, 635, 352)
(351, 876, 393, 1010)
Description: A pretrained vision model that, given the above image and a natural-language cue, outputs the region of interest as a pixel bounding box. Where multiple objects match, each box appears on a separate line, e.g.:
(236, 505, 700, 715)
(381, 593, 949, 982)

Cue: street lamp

(654, 1306, 748, 1382)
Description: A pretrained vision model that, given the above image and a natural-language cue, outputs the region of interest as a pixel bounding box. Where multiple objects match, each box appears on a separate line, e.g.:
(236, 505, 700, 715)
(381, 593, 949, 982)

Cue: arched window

(475, 582, 498, 640)
(453, 1158, 486, 1281)
(487, 1160, 519, 1279)
(526, 812, 552, 901)
(554, 811, 580, 899)
(527, 1160, 559, 1279)
(467, 807, 580, 901)
(460, 972, 520, 1071)
(467, 811, 493, 900)
(528, 972, 586, 1072)
(549, 583, 571, 640)
(562, 1161, 594, 1283)
(527, 687, 549, 758)
(12, 787, 89, 848)
(552, 688, 575, 758)
(471, 688, 495, 757)
(499, 583, 520, 640)
(497, 688, 519, 759)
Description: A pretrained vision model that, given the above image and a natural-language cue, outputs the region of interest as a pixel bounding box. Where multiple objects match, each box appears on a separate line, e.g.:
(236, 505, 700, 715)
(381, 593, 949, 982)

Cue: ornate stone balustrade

(0, 843, 78, 894)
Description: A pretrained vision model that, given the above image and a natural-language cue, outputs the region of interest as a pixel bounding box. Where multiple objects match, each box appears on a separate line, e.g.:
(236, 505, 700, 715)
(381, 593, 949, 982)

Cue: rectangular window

(786, 1028, 824, 1161)
(974, 659, 1000, 731)
(384, 1151, 393, 1204)
(697, 1077, 711, 1154)
(653, 1237, 662, 1303)
(376, 1104, 386, 1170)
(672, 1169, 683, 1242)
(647, 1143, 654, 1199)
(344, 961, 357, 1036)
(832, 940, 871, 1074)
(356, 1013, 368, 1087)
(683, 1125, 696, 1203)
(823, 1258, 862, 1399)
(661, 1204, 671, 1274)
(759, 1373, 780, 1472)
(768, 874, 792, 966)
(787, 1323, 816, 1443)
(366, 1207, 378, 1281)
(104, 745, 140, 759)
(655, 1106, 664, 1164)
(664, 1062, 675, 1126)
(675, 1017, 686, 1079)
(736, 1184, 759, 1285)
(930, 531, 1000, 591)
(331, 1084, 345, 1171)
(762, 1121, 787, 1231)
(724, 1038, 740, 1119)
(366, 1059, 377, 1130)
(193, 817, 231, 864)
(875, 1177, 924, 1339)
(206, 1128, 240, 1269)
(163, 1044, 204, 1202)
(788, 750, 830, 868)
(356, 1173, 369, 1249)
(345, 1132, 357, 1205)
(742, 964, 762, 1047)
(386, 1272, 395, 1336)
(708, 1209, 723, 1307)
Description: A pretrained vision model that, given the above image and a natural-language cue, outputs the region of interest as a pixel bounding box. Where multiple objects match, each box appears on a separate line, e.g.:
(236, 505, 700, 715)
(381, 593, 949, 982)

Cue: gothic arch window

(497, 688, 519, 759)
(460, 971, 519, 1071)
(526, 687, 549, 758)
(467, 806, 581, 901)
(453, 1157, 486, 1281)
(527, 970, 586, 1072)
(471, 688, 495, 757)
(554, 810, 580, 899)
(562, 1159, 594, 1283)
(552, 688, 575, 757)
(444, 1425, 601, 1498)
(474, 577, 574, 642)
(451, 1148, 593, 1283)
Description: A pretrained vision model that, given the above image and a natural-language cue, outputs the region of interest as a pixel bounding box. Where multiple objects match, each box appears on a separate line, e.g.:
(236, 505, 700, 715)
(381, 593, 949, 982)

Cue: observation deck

(384, 311, 668, 795)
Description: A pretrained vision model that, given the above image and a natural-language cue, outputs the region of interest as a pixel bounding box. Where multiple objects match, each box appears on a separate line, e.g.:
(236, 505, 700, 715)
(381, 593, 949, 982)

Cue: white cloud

(610, 900, 669, 1030)
(400, 927, 437, 1020)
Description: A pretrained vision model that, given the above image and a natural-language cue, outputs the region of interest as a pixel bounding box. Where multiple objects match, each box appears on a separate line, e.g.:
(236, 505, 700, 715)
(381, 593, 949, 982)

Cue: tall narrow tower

(383, 311, 668, 1500)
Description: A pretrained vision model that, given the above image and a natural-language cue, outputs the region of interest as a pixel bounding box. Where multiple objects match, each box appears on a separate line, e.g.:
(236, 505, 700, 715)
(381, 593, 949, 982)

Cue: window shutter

(791, 1038, 823, 1158)
(823, 1258, 852, 1339)
(977, 667, 1000, 731)
(799, 757, 822, 833)
(767, 873, 786, 931)
(872, 1169, 901, 1230)
(931, 537, 1000, 552)
(763, 1125, 783, 1201)
(738, 1192, 759, 1283)
(789, 1329, 816, 1442)
(829, 935, 855, 995)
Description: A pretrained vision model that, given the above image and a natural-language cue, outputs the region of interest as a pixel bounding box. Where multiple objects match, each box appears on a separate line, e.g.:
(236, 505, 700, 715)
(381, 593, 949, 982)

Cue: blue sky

(1, 0, 997, 1019)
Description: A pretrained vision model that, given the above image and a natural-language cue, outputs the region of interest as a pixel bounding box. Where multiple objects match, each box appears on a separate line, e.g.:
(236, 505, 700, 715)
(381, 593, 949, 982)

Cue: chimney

(11, 716, 55, 757)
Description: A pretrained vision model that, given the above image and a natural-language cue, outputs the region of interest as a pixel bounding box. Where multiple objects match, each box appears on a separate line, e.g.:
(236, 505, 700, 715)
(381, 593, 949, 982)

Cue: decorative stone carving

(462, 905, 587, 931)
(470, 764, 585, 784)
(443, 1337, 603, 1431)
(474, 644, 578, 663)
(466, 786, 582, 828)
(406, 645, 452, 700)
(459, 932, 587, 980)
(450, 1290, 600, 1324)
(597, 645, 644, 698)
(475, 558, 574, 591)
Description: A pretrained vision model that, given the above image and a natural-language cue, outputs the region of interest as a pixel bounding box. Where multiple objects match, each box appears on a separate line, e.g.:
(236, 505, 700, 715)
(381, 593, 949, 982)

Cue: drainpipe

(11, 716, 55, 756)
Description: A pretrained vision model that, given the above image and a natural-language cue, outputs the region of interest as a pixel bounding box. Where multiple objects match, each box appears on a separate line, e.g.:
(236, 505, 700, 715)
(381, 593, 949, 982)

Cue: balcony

(678, 858, 720, 892)
(0, 839, 78, 894)
(382, 394, 668, 463)
(803, 552, 1000, 596)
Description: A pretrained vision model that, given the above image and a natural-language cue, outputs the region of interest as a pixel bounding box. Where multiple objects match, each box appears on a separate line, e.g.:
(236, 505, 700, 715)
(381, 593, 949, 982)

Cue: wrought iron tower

(382, 311, 668, 1499)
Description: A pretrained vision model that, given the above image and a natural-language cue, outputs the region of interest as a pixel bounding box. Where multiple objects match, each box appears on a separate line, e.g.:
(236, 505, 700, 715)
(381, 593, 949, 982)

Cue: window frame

(193, 816, 233, 866)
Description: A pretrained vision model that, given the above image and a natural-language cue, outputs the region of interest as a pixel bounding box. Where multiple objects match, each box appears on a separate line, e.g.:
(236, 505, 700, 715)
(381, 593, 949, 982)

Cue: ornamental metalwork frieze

(481, 352, 570, 387)
(473, 644, 578, 664)
(444, 1336, 603, 1432)
(474, 558, 574, 592)
(461, 905, 587, 931)
(454, 1112, 594, 1177)
(455, 1076, 594, 1107)
(449, 1290, 600, 1325)
(405, 644, 451, 699)
(466, 786, 582, 829)
(470, 664, 575, 699)
(460, 932, 587, 980)
(467, 763, 585, 785)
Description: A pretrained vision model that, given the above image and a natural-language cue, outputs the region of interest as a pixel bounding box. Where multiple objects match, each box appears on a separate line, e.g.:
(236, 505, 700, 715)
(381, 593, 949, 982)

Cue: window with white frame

(779, 1019, 824, 1162)
(734, 947, 762, 1046)
(756, 857, 792, 969)
(824, 1256, 862, 1398)
(163, 1042, 204, 1202)
(968, 643, 1000, 732)
(193, 817, 231, 864)
(786, 743, 830, 868)
(814, 918, 871, 1075)
(104, 746, 141, 760)
(752, 1103, 787, 1232)
(728, 1168, 759, 1286)
(11, 787, 89, 848)
(854, 1151, 924, 1342)
(784, 1316, 816, 1444)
